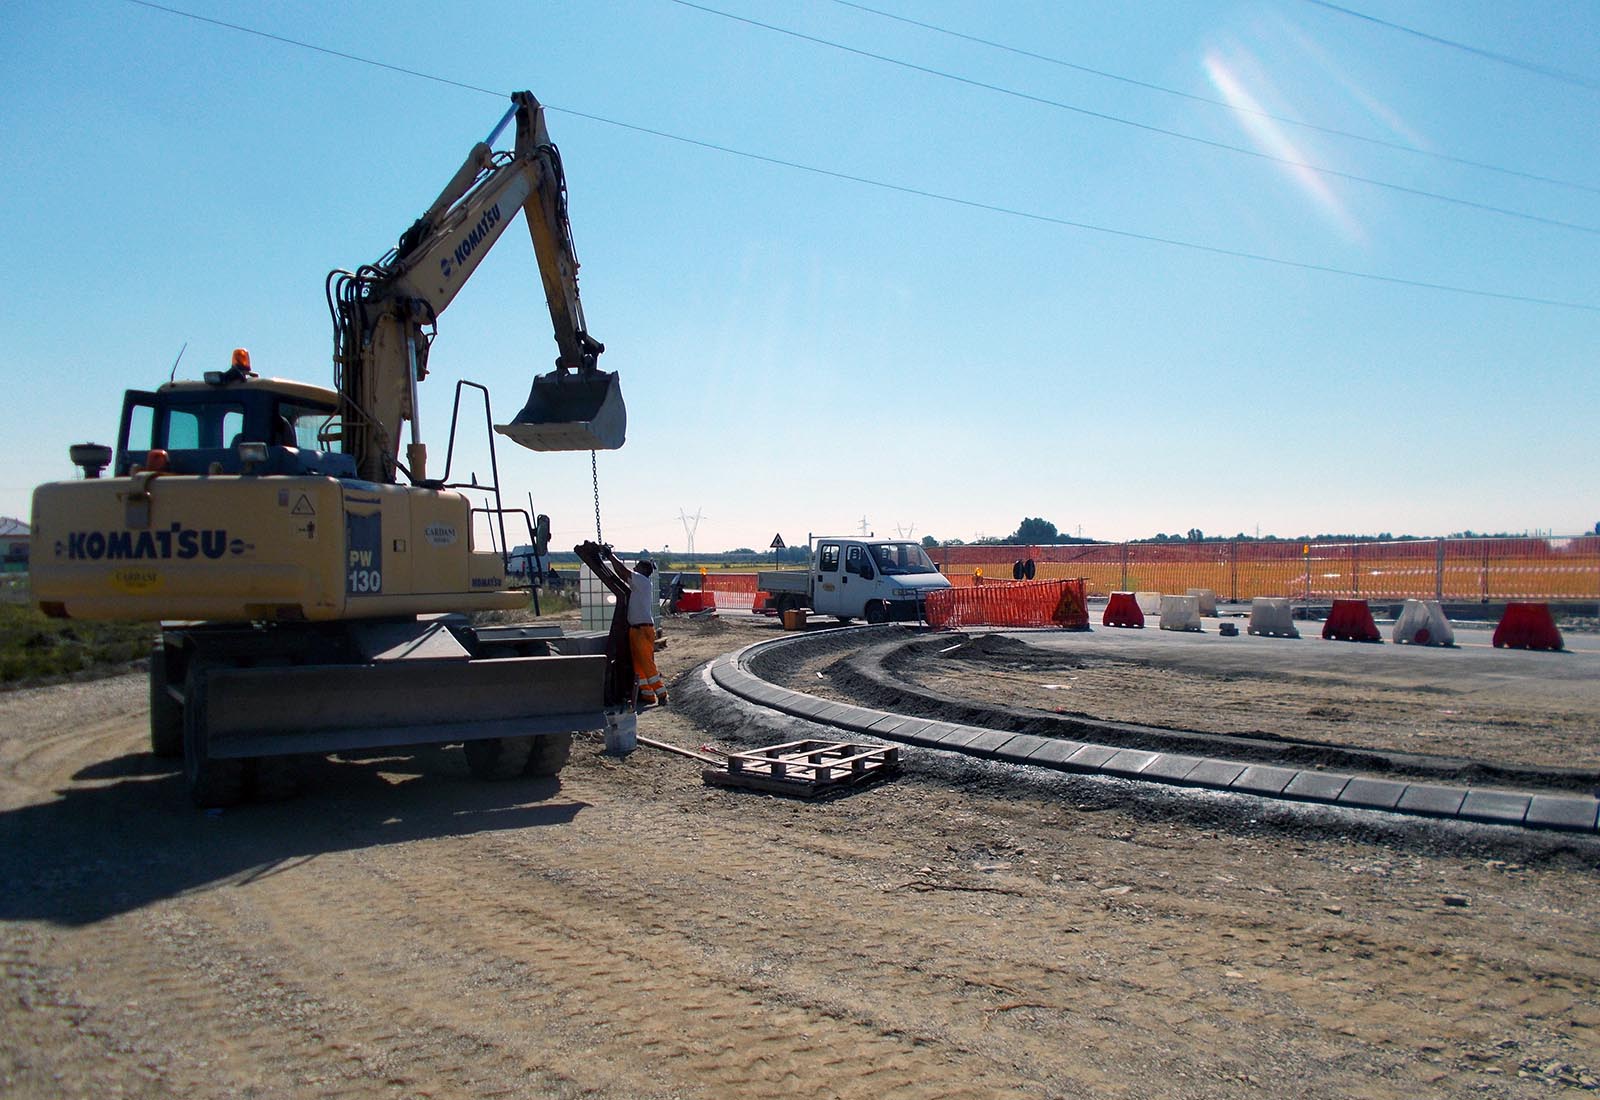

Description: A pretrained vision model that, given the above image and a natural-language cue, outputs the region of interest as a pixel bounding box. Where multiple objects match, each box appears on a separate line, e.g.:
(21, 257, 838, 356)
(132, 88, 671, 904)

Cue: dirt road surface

(3, 615, 1598, 1098)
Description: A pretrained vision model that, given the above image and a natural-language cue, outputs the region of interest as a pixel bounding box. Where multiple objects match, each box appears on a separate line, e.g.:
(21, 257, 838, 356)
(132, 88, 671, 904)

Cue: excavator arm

(329, 91, 624, 485)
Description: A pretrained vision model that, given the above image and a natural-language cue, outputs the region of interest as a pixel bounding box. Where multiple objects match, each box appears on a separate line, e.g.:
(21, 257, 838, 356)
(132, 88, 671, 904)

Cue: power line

(1302, 0, 1600, 93)
(117, 0, 1600, 313)
(546, 103, 1597, 313)
(669, 0, 1600, 238)
(124, 0, 504, 96)
(829, 0, 1600, 196)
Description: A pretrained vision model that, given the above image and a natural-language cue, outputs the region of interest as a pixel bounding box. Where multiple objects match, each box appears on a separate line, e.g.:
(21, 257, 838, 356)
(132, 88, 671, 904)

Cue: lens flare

(1204, 51, 1364, 242)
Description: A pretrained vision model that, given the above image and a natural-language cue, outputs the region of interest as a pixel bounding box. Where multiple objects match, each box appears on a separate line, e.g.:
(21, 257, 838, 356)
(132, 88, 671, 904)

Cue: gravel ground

(1, 613, 1598, 1098)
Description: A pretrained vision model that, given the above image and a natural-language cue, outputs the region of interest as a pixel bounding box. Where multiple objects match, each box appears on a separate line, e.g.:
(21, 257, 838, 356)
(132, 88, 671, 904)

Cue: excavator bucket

(495, 368, 626, 451)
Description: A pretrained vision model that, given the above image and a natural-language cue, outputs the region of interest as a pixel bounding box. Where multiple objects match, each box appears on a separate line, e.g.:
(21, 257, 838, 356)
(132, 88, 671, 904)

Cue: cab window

(166, 409, 201, 450)
(124, 403, 154, 453)
(279, 401, 338, 450)
(164, 402, 244, 449)
(819, 543, 840, 572)
(846, 545, 874, 578)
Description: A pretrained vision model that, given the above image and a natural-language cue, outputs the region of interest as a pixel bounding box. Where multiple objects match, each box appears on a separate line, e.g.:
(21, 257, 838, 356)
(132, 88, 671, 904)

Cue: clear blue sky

(3, 1, 1595, 552)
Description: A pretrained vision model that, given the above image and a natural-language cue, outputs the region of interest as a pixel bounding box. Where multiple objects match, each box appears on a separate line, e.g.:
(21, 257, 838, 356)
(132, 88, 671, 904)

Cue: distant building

(0, 517, 29, 571)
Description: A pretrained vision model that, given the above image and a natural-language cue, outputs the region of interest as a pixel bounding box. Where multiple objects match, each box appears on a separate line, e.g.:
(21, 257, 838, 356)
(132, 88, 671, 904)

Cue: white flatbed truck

(757, 537, 951, 623)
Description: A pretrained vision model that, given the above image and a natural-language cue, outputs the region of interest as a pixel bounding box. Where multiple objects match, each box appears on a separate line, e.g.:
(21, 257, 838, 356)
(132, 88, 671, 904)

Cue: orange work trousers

(629, 624, 666, 703)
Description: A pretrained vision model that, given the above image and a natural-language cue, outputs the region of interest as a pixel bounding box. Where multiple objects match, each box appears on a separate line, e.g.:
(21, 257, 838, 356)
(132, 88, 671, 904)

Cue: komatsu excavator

(30, 92, 631, 807)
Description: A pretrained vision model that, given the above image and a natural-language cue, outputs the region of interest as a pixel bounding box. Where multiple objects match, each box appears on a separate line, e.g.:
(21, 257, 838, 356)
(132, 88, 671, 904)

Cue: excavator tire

(251, 755, 303, 802)
(148, 645, 183, 759)
(523, 732, 573, 777)
(182, 672, 247, 809)
(464, 736, 535, 780)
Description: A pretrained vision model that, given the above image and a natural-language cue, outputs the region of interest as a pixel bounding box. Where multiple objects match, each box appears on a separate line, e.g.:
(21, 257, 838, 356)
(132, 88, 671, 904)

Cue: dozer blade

(495, 368, 626, 451)
(201, 654, 609, 759)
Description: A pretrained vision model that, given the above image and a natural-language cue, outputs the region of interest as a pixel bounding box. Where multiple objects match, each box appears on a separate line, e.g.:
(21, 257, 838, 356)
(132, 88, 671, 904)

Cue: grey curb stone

(889, 720, 944, 747)
(1141, 754, 1206, 783)
(1283, 771, 1353, 803)
(1338, 778, 1408, 810)
(781, 695, 833, 720)
(991, 734, 1047, 762)
(706, 633, 1600, 834)
(1184, 759, 1247, 789)
(1065, 744, 1119, 770)
(1458, 790, 1531, 826)
(916, 722, 970, 747)
(1397, 784, 1468, 818)
(866, 713, 916, 736)
(1026, 739, 1088, 765)
(963, 729, 1021, 757)
(1101, 749, 1160, 778)
(1525, 795, 1600, 832)
(1231, 765, 1299, 797)
(929, 725, 985, 749)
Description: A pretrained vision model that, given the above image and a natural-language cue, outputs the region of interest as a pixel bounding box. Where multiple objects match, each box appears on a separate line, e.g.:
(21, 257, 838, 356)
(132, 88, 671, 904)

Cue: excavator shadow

(3, 748, 587, 928)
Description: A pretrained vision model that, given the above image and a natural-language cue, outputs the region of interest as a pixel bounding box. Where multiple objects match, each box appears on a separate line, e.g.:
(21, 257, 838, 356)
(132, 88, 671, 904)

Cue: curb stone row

(706, 634, 1600, 835)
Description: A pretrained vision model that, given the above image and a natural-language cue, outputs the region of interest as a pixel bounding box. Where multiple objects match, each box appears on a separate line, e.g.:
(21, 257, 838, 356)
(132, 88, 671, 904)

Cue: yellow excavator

(30, 92, 631, 806)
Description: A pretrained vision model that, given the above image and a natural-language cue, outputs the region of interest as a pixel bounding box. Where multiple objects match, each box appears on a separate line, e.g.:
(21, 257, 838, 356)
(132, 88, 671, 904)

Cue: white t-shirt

(628, 569, 656, 626)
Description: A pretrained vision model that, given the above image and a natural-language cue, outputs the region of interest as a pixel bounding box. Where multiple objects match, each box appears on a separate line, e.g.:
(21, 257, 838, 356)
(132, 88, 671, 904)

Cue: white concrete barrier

(1393, 599, 1455, 646)
(1159, 594, 1202, 632)
(1185, 588, 1218, 616)
(1247, 597, 1300, 638)
(1135, 591, 1163, 615)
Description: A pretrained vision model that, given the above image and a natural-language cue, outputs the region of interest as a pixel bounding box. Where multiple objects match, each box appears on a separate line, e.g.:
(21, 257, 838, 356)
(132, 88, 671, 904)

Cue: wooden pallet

(702, 739, 899, 798)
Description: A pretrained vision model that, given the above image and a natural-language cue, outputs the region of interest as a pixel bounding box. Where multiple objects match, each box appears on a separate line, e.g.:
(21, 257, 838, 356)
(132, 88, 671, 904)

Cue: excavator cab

(496, 366, 626, 452)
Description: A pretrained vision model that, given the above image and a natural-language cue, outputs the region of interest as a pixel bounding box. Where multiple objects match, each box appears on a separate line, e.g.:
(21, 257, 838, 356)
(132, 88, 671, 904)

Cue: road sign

(770, 533, 786, 550)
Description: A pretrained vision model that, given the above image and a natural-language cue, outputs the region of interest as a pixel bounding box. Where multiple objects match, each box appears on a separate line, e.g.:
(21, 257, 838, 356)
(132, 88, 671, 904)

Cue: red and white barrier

(1493, 603, 1564, 651)
(1393, 599, 1455, 646)
(1102, 591, 1145, 628)
(1322, 599, 1382, 643)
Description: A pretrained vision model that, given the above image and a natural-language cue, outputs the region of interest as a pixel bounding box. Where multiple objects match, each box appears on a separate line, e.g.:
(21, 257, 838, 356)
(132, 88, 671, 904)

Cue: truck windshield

(871, 543, 938, 576)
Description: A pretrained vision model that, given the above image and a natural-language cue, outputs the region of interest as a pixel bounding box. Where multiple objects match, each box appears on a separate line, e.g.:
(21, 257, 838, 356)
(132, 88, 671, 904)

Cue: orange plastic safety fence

(925, 578, 1089, 631)
(931, 537, 1600, 602)
(698, 573, 758, 593)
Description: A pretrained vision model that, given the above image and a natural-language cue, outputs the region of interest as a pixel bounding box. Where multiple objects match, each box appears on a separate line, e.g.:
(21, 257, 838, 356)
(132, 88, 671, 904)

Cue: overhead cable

(670, 0, 1600, 237)
(119, 0, 1599, 313)
(1302, 0, 1600, 93)
(830, 0, 1599, 195)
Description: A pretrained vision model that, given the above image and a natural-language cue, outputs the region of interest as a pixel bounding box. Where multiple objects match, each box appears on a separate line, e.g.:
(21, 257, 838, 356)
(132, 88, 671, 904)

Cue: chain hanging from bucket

(591, 450, 604, 544)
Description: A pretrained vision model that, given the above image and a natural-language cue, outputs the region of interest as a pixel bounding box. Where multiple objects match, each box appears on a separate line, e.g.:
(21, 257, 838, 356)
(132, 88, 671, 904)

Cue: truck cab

(809, 537, 950, 623)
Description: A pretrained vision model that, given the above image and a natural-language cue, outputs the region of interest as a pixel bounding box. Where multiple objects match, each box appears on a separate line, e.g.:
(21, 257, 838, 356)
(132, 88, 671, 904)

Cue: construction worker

(628, 559, 667, 706)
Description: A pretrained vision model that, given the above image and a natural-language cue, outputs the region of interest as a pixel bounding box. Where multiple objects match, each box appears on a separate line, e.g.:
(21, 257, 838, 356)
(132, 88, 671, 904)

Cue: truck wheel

(148, 644, 183, 758)
(865, 600, 889, 625)
(182, 672, 247, 808)
(524, 733, 573, 777)
(464, 736, 534, 780)
(251, 755, 302, 801)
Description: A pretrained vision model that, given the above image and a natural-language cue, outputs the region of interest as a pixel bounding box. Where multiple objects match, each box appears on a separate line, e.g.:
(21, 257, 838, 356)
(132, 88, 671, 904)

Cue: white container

(604, 710, 638, 755)
(1393, 599, 1455, 647)
(1159, 594, 1203, 632)
(1185, 588, 1218, 616)
(1248, 597, 1300, 638)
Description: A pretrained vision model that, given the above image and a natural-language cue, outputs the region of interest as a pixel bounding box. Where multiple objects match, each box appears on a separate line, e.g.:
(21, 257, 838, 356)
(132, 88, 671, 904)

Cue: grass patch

(0, 600, 154, 686)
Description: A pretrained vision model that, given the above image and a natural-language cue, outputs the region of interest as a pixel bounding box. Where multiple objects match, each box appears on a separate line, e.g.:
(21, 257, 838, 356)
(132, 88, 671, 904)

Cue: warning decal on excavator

(291, 494, 316, 516)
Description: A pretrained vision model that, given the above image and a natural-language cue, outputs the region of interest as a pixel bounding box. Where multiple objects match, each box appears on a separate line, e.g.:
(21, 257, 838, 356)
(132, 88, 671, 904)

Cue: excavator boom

(332, 91, 624, 483)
